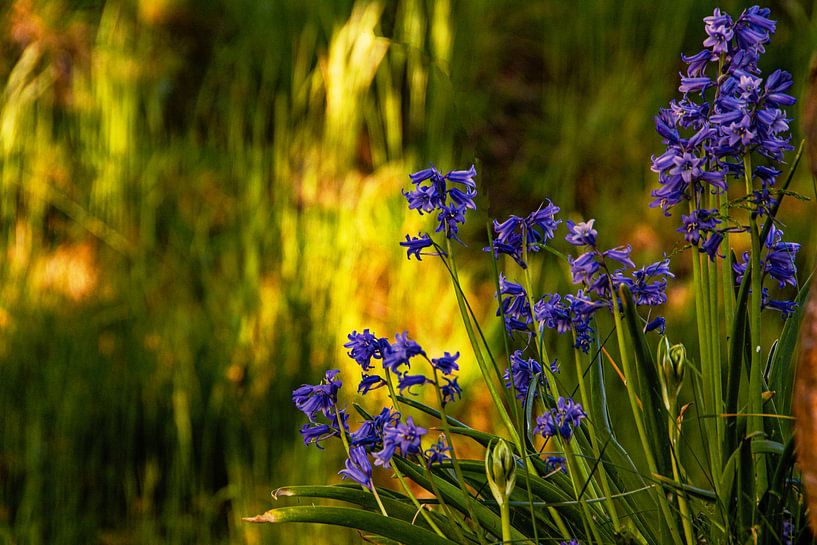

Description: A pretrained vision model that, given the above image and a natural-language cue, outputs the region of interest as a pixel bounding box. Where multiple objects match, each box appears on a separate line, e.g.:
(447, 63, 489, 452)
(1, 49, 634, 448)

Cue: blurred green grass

(0, 1, 814, 544)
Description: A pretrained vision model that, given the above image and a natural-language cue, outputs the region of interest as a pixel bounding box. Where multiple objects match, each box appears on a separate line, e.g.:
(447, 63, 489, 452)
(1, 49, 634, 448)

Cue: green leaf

(393, 457, 528, 543)
(650, 473, 717, 502)
(244, 505, 459, 545)
(395, 395, 470, 428)
(523, 373, 540, 451)
(272, 485, 449, 531)
(618, 285, 672, 476)
(767, 272, 813, 420)
(446, 426, 501, 449)
(725, 260, 751, 462)
(750, 439, 785, 456)
(587, 340, 659, 544)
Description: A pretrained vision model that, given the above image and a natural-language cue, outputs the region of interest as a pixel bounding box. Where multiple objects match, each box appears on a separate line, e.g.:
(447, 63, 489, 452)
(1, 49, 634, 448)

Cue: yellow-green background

(0, 1, 815, 543)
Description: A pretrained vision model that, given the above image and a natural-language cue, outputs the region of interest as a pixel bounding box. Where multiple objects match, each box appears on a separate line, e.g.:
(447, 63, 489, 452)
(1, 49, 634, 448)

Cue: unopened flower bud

(485, 439, 516, 506)
(659, 337, 687, 411)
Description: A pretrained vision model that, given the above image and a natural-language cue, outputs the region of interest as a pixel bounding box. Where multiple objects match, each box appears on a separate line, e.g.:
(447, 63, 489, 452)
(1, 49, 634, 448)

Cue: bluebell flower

(496, 274, 532, 334)
(350, 407, 399, 449)
(560, 540, 581, 545)
(678, 208, 721, 245)
(534, 293, 573, 334)
(344, 330, 387, 371)
(292, 369, 343, 421)
(399, 233, 440, 261)
(631, 258, 674, 307)
(440, 377, 462, 406)
(782, 516, 793, 545)
(503, 350, 544, 400)
(487, 201, 561, 268)
(431, 351, 460, 375)
(397, 373, 431, 395)
(534, 396, 586, 442)
(300, 409, 349, 449)
(339, 446, 373, 489)
(358, 373, 387, 395)
(732, 225, 799, 316)
(653, 6, 795, 247)
(373, 416, 427, 468)
(382, 332, 425, 374)
(424, 435, 452, 468)
(544, 455, 567, 474)
(565, 219, 597, 247)
(403, 164, 477, 246)
(644, 316, 666, 334)
(300, 422, 336, 448)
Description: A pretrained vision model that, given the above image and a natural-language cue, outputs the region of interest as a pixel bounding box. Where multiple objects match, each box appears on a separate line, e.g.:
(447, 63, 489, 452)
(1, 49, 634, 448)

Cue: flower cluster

(344, 329, 463, 405)
(534, 219, 673, 351)
(487, 200, 562, 268)
(402, 165, 477, 246)
(651, 6, 795, 261)
(293, 366, 452, 489)
(534, 396, 587, 443)
(292, 370, 349, 448)
(502, 349, 558, 400)
(732, 224, 800, 317)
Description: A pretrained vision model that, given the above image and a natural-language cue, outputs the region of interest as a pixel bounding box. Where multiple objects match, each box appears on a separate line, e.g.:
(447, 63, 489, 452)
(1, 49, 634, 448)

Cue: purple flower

(424, 435, 452, 468)
(292, 369, 343, 421)
(373, 416, 427, 468)
(339, 446, 373, 489)
(431, 351, 460, 375)
(400, 233, 439, 261)
(403, 164, 477, 246)
(358, 373, 387, 395)
(503, 350, 544, 400)
(565, 219, 597, 247)
(300, 409, 349, 449)
(534, 396, 586, 442)
(678, 209, 721, 245)
(344, 330, 387, 371)
(350, 407, 399, 449)
(382, 332, 425, 374)
(496, 274, 532, 334)
(397, 373, 431, 395)
(544, 456, 567, 474)
(440, 377, 462, 406)
(487, 201, 561, 268)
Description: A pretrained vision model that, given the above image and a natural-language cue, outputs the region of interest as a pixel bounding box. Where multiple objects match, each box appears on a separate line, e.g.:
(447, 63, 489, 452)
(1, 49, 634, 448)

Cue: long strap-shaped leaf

(244, 505, 459, 545)
(619, 285, 672, 477)
(272, 485, 466, 537)
(393, 457, 529, 543)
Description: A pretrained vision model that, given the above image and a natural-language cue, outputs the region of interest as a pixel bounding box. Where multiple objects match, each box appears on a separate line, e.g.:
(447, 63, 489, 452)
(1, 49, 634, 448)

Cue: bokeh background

(0, 1, 815, 544)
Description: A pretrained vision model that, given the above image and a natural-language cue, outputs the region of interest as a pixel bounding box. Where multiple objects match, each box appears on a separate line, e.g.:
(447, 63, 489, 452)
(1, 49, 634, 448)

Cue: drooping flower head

(487, 201, 561, 268)
(534, 396, 587, 442)
(402, 165, 477, 246)
(424, 435, 452, 468)
(373, 416, 427, 468)
(292, 369, 343, 421)
(339, 446, 373, 489)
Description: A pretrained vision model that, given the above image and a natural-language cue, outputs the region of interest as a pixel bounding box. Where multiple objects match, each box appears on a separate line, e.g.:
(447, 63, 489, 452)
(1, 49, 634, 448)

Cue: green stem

(499, 501, 512, 544)
(669, 414, 695, 545)
(572, 336, 620, 532)
(444, 238, 530, 472)
(705, 191, 723, 489)
(611, 302, 684, 545)
(430, 365, 488, 545)
(383, 369, 446, 537)
(744, 155, 768, 506)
